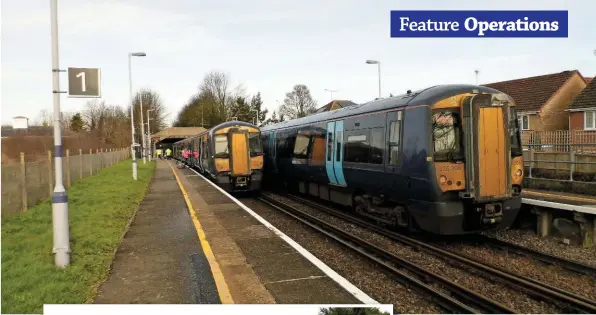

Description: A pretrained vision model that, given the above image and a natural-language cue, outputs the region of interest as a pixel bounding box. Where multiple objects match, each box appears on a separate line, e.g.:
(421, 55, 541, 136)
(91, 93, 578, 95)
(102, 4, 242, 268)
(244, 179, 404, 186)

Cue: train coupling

(478, 202, 503, 224)
(233, 176, 248, 188)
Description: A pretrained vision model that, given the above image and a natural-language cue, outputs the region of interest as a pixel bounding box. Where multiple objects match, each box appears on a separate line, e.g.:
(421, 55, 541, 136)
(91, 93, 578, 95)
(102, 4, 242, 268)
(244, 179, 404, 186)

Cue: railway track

(269, 192, 596, 314)
(257, 193, 514, 314)
(464, 234, 596, 277)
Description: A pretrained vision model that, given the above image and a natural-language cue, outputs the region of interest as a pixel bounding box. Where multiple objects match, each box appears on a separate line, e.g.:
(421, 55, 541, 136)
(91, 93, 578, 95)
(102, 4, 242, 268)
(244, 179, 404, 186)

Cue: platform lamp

(365, 59, 381, 99)
(128, 51, 146, 180)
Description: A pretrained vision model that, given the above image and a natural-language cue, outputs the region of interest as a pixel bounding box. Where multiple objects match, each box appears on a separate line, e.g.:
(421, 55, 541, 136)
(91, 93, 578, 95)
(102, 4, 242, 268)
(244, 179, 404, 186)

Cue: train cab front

(411, 90, 524, 235)
(213, 128, 263, 193)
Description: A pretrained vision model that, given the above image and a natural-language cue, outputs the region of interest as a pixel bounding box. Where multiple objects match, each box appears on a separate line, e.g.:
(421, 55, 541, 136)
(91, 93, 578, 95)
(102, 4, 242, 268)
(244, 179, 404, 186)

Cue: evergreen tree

(70, 112, 84, 132)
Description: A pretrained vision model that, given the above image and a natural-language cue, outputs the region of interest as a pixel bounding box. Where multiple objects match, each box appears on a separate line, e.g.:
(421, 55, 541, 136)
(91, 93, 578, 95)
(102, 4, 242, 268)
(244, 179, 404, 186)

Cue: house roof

(315, 100, 358, 113)
(482, 70, 581, 112)
(12, 116, 28, 119)
(585, 77, 593, 84)
(569, 78, 596, 110)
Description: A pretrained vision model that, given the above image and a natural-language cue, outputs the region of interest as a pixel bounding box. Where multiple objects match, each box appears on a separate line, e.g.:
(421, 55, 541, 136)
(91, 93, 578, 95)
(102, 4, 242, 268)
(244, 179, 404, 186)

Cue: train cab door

(325, 121, 347, 186)
(385, 110, 406, 199)
(197, 137, 204, 172)
(270, 131, 278, 174)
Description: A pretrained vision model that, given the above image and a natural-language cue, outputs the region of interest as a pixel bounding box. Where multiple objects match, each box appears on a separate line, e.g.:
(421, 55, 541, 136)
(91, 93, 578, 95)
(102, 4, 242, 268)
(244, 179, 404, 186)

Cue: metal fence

(1, 148, 131, 217)
(521, 130, 596, 182)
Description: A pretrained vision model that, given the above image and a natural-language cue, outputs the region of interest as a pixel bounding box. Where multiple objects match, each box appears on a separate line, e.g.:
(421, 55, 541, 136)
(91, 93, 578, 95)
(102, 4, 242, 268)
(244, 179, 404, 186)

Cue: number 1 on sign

(76, 72, 86, 92)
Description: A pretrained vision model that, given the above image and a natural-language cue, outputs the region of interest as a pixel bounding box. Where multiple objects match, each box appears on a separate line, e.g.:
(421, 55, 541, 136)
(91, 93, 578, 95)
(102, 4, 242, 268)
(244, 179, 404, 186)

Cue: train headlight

(516, 169, 522, 177)
(439, 175, 447, 184)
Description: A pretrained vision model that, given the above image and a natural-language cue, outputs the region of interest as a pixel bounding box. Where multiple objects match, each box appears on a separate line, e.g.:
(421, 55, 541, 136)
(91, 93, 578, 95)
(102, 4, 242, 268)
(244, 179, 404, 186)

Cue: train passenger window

(345, 131, 369, 163)
(293, 134, 310, 158)
(249, 133, 263, 156)
(214, 135, 229, 157)
(432, 111, 463, 161)
(336, 131, 342, 161)
(370, 128, 384, 164)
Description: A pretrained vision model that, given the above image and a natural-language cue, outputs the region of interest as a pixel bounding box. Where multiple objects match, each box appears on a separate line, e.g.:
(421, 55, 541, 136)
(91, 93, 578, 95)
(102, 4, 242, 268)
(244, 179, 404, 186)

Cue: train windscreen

(214, 134, 229, 157)
(431, 110, 463, 162)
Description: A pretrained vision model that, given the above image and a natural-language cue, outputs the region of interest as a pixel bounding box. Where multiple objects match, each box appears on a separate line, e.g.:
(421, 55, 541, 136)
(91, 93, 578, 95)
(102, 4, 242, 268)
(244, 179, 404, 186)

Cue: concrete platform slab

(171, 163, 369, 305)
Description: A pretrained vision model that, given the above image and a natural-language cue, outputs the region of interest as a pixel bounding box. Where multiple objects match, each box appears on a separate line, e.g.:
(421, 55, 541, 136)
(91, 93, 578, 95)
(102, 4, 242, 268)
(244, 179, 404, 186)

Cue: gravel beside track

(441, 242, 596, 301)
(258, 194, 563, 314)
(483, 229, 596, 268)
(239, 198, 442, 314)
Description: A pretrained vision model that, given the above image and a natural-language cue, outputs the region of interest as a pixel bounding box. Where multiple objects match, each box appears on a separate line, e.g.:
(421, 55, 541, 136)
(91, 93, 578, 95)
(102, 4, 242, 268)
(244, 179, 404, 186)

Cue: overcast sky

(2, 0, 596, 126)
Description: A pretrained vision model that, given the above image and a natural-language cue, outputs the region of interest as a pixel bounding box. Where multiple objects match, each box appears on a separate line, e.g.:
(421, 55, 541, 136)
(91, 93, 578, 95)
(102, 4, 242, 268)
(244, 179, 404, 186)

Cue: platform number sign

(67, 67, 101, 98)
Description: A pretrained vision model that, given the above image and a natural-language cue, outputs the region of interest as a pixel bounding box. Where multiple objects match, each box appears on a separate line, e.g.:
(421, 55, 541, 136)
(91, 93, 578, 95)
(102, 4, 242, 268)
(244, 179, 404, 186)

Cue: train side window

(370, 128, 384, 164)
(344, 131, 369, 163)
(293, 134, 310, 158)
(336, 131, 342, 161)
(389, 121, 401, 164)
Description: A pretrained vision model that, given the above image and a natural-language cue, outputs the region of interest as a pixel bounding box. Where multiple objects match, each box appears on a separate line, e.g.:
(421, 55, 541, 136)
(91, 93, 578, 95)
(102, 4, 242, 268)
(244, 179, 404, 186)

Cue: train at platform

(173, 121, 264, 193)
(260, 84, 524, 235)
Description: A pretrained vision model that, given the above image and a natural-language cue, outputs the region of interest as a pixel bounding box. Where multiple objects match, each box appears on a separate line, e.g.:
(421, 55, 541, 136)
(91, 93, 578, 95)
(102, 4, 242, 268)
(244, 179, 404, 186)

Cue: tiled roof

(569, 78, 596, 110)
(482, 70, 580, 112)
(585, 77, 593, 84)
(315, 100, 358, 113)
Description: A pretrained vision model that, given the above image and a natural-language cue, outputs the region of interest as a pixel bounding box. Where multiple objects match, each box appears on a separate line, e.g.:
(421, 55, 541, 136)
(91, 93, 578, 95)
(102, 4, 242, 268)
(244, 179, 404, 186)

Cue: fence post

(98, 149, 102, 170)
(66, 149, 71, 188)
(569, 146, 575, 181)
(20, 152, 28, 212)
(89, 148, 93, 175)
(79, 149, 83, 180)
(528, 145, 534, 178)
(47, 150, 53, 198)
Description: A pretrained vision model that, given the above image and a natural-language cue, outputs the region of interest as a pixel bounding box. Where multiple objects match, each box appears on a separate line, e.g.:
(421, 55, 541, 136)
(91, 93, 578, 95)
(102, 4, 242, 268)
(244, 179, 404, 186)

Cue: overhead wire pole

(50, 0, 70, 268)
(128, 52, 146, 180)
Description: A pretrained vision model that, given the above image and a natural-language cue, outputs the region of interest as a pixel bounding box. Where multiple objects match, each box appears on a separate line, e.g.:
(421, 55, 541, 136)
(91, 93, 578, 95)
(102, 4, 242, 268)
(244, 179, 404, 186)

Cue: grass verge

(1, 160, 156, 314)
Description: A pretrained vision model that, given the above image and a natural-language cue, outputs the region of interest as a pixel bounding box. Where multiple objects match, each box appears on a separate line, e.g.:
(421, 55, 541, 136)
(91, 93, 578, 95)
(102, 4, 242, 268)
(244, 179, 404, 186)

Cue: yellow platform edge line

(523, 189, 596, 203)
(168, 162, 235, 304)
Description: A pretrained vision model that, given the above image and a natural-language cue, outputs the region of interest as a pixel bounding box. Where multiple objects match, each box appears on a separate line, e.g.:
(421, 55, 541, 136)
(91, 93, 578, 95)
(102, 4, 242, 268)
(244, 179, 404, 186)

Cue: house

(483, 70, 587, 131)
(568, 78, 596, 131)
(314, 100, 358, 114)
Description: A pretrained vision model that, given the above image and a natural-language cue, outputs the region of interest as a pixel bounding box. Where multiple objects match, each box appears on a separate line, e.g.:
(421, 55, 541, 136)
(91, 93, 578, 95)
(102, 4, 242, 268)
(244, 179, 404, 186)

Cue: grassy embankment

(1, 160, 156, 314)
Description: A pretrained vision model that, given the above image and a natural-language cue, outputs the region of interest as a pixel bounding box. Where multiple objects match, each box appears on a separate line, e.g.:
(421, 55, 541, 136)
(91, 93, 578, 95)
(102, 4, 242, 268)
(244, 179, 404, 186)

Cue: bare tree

(279, 84, 318, 119)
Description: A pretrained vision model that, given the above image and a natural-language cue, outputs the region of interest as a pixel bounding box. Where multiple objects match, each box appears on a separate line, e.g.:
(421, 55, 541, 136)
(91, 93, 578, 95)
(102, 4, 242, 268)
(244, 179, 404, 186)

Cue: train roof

(173, 120, 260, 144)
(260, 84, 504, 132)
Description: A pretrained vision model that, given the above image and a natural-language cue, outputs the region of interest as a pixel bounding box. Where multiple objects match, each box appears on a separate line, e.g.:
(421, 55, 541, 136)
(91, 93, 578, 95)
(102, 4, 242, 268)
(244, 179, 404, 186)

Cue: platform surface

(172, 162, 363, 304)
(94, 161, 221, 304)
(523, 188, 596, 207)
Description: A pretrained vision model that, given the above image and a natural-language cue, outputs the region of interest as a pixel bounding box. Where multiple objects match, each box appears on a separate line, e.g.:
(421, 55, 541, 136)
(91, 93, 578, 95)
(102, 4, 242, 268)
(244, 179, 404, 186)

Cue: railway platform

(521, 188, 596, 248)
(169, 160, 372, 304)
(96, 159, 371, 304)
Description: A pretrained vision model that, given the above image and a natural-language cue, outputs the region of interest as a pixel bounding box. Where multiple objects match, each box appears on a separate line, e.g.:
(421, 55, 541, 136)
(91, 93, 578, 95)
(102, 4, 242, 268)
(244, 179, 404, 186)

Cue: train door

(464, 95, 509, 200)
(385, 110, 406, 198)
(228, 129, 251, 176)
(325, 121, 346, 186)
(202, 135, 210, 172)
(197, 137, 203, 171)
(270, 131, 278, 173)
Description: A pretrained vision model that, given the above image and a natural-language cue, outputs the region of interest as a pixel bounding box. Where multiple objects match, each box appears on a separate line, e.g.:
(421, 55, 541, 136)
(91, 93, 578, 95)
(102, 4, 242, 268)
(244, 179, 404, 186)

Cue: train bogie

(261, 84, 524, 235)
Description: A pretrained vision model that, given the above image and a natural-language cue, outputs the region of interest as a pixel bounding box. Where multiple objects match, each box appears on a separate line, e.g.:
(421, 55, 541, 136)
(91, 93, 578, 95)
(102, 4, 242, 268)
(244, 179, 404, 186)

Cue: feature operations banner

(390, 10, 568, 38)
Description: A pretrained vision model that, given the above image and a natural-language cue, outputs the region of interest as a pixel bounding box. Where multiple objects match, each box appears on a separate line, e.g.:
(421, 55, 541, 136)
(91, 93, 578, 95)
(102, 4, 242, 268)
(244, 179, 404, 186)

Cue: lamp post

(324, 88, 338, 101)
(50, 0, 70, 268)
(128, 51, 146, 180)
(147, 109, 154, 161)
(475, 69, 480, 84)
(366, 60, 381, 99)
(251, 109, 260, 126)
